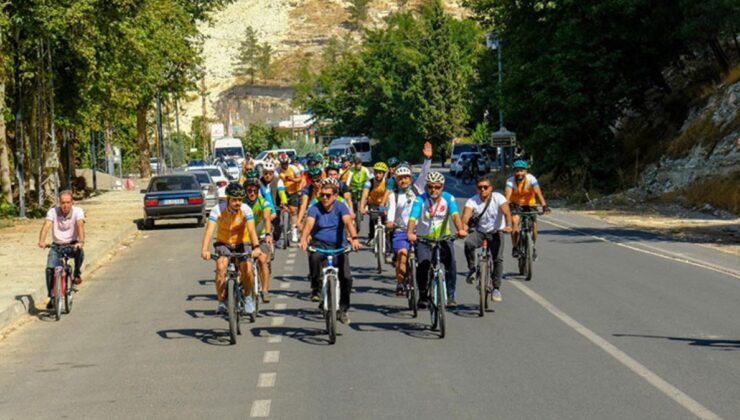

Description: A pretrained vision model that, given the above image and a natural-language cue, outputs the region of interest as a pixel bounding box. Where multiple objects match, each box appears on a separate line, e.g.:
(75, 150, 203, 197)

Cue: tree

(233, 26, 259, 83)
(256, 42, 273, 81)
(348, 0, 370, 30)
(0, 8, 12, 203)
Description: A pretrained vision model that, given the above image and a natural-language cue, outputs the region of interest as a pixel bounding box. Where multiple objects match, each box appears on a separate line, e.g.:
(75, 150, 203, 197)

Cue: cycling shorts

(287, 192, 302, 208)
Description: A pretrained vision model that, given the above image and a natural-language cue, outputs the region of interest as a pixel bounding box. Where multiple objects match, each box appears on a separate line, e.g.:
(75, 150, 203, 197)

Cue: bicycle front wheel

(253, 264, 261, 318)
(281, 212, 289, 249)
(407, 257, 418, 318)
(64, 269, 74, 315)
(54, 268, 63, 321)
(436, 273, 446, 338)
(375, 229, 383, 274)
(479, 258, 488, 317)
(226, 277, 237, 345)
(326, 275, 337, 344)
(525, 234, 534, 281)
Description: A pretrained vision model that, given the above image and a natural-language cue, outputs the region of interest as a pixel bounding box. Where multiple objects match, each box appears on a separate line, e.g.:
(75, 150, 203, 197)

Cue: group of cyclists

(199, 141, 550, 326)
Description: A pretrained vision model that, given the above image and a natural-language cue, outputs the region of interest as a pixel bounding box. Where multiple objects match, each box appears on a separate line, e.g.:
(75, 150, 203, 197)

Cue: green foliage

(348, 0, 370, 29)
(280, 137, 320, 156)
(256, 42, 274, 81)
(241, 124, 271, 154)
(469, 121, 490, 144)
(0, 196, 16, 219)
(233, 26, 259, 83)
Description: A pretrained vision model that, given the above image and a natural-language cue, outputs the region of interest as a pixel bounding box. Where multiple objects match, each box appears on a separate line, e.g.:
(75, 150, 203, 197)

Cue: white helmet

(262, 161, 276, 172)
(321, 177, 339, 187)
(425, 171, 445, 185)
(395, 165, 412, 177)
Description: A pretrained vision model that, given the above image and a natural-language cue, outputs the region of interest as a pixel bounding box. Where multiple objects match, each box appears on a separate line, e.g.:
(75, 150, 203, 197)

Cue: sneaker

(46, 298, 54, 309)
(533, 248, 538, 261)
(216, 301, 226, 315)
(466, 270, 476, 284)
(418, 297, 428, 309)
(261, 291, 271, 304)
(73, 276, 82, 285)
(385, 253, 394, 264)
(512, 248, 520, 258)
(395, 283, 405, 296)
(338, 310, 350, 324)
(446, 298, 457, 308)
(492, 288, 502, 302)
(310, 290, 321, 302)
(244, 296, 256, 314)
(291, 228, 299, 244)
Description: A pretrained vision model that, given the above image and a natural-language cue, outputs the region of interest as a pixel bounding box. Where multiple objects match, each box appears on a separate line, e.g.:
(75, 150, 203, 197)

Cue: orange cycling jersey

(208, 202, 255, 246)
(280, 165, 302, 195)
(506, 174, 539, 207)
(364, 179, 387, 206)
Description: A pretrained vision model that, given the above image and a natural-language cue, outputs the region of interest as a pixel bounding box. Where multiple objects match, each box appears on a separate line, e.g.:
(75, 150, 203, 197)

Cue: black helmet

(244, 169, 260, 179)
(307, 167, 323, 179)
(387, 157, 400, 167)
(325, 163, 341, 172)
(225, 182, 245, 199)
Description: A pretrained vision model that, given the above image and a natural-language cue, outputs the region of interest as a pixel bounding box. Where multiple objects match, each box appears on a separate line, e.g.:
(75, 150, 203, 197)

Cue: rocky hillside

(181, 0, 467, 131)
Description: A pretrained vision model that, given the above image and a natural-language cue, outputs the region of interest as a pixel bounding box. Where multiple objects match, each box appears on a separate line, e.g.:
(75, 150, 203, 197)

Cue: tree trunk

(709, 38, 729, 74)
(137, 105, 151, 178)
(0, 78, 12, 203)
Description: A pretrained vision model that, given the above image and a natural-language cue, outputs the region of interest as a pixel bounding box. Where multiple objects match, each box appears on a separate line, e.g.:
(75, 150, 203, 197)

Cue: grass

(722, 65, 740, 86)
(666, 112, 722, 158)
(681, 171, 740, 215)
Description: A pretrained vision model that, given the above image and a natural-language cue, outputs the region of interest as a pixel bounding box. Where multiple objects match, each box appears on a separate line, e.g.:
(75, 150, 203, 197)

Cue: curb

(0, 221, 140, 335)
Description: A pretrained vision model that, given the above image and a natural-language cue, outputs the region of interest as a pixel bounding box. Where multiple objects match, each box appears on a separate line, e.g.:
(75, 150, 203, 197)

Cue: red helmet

(278, 152, 290, 164)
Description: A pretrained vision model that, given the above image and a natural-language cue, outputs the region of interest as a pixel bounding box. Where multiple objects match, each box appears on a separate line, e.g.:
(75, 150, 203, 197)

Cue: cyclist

(384, 157, 400, 189)
(243, 175, 274, 303)
(200, 182, 263, 315)
(385, 143, 433, 295)
(461, 174, 512, 302)
(296, 167, 325, 231)
(346, 155, 370, 234)
(325, 162, 355, 218)
(302, 153, 324, 187)
(299, 178, 361, 324)
(278, 152, 305, 243)
(260, 161, 288, 248)
(407, 172, 467, 308)
(505, 160, 550, 259)
(37, 190, 85, 309)
(339, 154, 353, 184)
(359, 162, 389, 246)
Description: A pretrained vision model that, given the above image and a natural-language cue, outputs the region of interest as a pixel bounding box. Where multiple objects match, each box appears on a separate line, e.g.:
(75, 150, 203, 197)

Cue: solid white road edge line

(511, 281, 723, 420)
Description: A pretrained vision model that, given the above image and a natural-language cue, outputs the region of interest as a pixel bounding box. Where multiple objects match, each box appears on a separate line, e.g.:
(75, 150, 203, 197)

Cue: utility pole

(13, 30, 25, 217)
(90, 130, 97, 191)
(200, 76, 209, 160)
(156, 92, 165, 174)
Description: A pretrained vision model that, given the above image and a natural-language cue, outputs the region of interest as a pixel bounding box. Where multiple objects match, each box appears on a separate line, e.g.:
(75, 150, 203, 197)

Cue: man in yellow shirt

(504, 160, 550, 258)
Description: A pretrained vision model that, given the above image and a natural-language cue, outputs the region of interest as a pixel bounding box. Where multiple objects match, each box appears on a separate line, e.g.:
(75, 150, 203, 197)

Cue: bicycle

(209, 252, 252, 345)
(416, 236, 455, 338)
(280, 208, 291, 249)
(252, 258, 262, 317)
(351, 191, 363, 235)
(367, 207, 386, 274)
(307, 246, 352, 345)
(511, 210, 543, 281)
(473, 236, 495, 317)
(405, 242, 418, 318)
(46, 244, 77, 321)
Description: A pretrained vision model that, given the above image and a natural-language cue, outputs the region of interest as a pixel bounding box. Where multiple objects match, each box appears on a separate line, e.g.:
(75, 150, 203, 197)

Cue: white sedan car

(188, 166, 229, 199)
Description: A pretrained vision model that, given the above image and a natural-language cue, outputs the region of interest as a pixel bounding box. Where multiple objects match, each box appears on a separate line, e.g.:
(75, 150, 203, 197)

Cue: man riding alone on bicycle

(200, 182, 263, 315)
(386, 143, 433, 296)
(407, 172, 467, 308)
(299, 178, 361, 324)
(462, 175, 512, 302)
(505, 160, 550, 259)
(359, 162, 389, 246)
(38, 190, 85, 309)
(243, 175, 274, 303)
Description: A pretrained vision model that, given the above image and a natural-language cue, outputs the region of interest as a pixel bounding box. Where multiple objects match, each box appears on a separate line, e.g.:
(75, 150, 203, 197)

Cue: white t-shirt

(46, 206, 85, 244)
(464, 192, 508, 232)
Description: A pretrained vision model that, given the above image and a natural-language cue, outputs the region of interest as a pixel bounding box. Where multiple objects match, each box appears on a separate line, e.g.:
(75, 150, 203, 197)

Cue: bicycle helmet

(225, 182, 246, 199)
(261, 161, 276, 172)
(425, 171, 445, 185)
(513, 160, 529, 169)
(321, 177, 339, 187)
(395, 165, 412, 177)
(353, 155, 363, 164)
(341, 154, 351, 162)
(325, 163, 341, 173)
(387, 157, 400, 168)
(278, 152, 290, 164)
(307, 167, 323, 179)
(244, 169, 260, 179)
(244, 177, 261, 187)
(373, 162, 388, 173)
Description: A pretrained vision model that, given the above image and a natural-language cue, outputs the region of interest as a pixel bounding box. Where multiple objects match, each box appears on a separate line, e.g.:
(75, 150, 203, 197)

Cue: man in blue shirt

(299, 178, 361, 324)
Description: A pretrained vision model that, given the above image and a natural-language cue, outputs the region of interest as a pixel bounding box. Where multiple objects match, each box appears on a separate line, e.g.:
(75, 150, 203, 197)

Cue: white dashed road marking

(285, 259, 295, 265)
(275, 303, 287, 310)
(267, 336, 282, 344)
(263, 350, 280, 364)
(257, 373, 277, 388)
(250, 400, 271, 417)
(271, 317, 285, 326)
(280, 282, 291, 289)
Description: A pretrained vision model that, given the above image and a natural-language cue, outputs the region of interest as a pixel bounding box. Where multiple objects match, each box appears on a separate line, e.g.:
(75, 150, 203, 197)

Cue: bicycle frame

(49, 244, 76, 319)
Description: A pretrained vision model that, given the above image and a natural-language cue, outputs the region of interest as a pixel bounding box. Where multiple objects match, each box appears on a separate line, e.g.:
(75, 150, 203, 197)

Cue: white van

(326, 144, 357, 160)
(329, 137, 372, 163)
(212, 138, 245, 164)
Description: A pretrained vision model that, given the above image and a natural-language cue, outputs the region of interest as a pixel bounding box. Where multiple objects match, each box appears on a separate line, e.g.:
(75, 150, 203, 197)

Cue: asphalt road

(0, 171, 738, 419)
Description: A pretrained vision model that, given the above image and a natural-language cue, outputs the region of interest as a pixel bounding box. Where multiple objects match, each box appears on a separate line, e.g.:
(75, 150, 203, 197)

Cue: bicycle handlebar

(415, 235, 457, 245)
(510, 210, 544, 216)
(210, 252, 252, 262)
(307, 246, 353, 255)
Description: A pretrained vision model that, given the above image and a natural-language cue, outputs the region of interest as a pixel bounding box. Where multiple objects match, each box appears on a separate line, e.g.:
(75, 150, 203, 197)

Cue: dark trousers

(367, 204, 386, 241)
(415, 239, 457, 299)
(465, 231, 504, 289)
(46, 246, 84, 298)
(308, 241, 353, 310)
(272, 213, 283, 243)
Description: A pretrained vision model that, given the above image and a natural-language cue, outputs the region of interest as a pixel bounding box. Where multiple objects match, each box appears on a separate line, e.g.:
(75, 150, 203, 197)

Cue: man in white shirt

(461, 175, 512, 302)
(38, 190, 86, 308)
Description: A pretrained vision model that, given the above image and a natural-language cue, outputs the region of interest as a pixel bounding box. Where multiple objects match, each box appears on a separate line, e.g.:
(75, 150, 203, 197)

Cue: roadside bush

(0, 197, 17, 219)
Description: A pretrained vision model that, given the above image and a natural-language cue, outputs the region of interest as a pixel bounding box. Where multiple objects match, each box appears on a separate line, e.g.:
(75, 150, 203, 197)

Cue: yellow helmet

(373, 162, 388, 173)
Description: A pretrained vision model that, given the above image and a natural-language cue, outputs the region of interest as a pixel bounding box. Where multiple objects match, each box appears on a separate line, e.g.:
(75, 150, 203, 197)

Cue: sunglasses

(311, 177, 322, 183)
(246, 188, 259, 193)
(320, 193, 335, 199)
(477, 185, 491, 190)
(427, 185, 442, 190)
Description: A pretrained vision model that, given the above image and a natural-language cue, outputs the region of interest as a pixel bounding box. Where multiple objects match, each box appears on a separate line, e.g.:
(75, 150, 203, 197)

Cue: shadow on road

(250, 326, 331, 345)
(186, 294, 217, 301)
(351, 302, 416, 320)
(349, 321, 440, 339)
(156, 328, 233, 346)
(261, 307, 324, 323)
(197, 279, 215, 286)
(185, 309, 217, 319)
(353, 285, 398, 298)
(614, 333, 740, 351)
(274, 275, 308, 283)
(449, 303, 494, 318)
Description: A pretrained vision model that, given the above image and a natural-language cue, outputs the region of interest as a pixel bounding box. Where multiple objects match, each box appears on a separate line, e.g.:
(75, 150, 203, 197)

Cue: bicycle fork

(322, 256, 340, 312)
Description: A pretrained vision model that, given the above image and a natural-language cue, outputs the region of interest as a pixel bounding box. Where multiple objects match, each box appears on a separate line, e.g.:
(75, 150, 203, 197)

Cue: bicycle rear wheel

(525, 235, 534, 281)
(375, 229, 383, 274)
(64, 268, 74, 314)
(253, 264, 261, 318)
(436, 272, 447, 339)
(326, 275, 337, 344)
(479, 257, 488, 317)
(54, 268, 63, 321)
(281, 211, 289, 249)
(226, 277, 237, 345)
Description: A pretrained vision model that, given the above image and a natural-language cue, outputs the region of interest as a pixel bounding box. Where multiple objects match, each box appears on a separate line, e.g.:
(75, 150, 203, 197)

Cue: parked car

(224, 159, 241, 180)
(187, 159, 207, 168)
(450, 143, 480, 165)
(188, 165, 229, 198)
(254, 148, 297, 170)
(149, 157, 159, 173)
(185, 170, 218, 209)
(326, 144, 357, 160)
(450, 152, 488, 177)
(140, 174, 206, 229)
